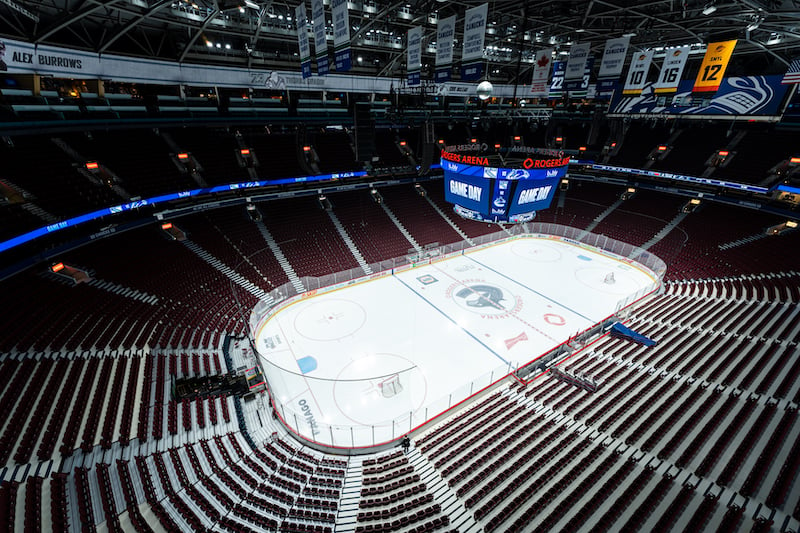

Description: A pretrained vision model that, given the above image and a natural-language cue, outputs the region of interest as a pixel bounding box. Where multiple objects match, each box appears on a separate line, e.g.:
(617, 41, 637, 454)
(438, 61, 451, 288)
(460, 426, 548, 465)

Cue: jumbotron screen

(442, 144, 569, 223)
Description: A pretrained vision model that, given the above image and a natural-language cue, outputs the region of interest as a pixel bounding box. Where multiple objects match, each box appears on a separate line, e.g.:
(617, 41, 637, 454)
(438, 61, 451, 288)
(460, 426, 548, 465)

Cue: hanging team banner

(564, 42, 591, 84)
(597, 36, 630, 92)
(407, 26, 422, 86)
(331, 0, 351, 71)
(530, 49, 553, 96)
(566, 57, 594, 95)
(311, 0, 328, 75)
(295, 3, 312, 79)
(435, 15, 456, 83)
(654, 45, 690, 94)
(548, 60, 567, 98)
(461, 3, 488, 81)
(693, 40, 737, 93)
(622, 49, 654, 95)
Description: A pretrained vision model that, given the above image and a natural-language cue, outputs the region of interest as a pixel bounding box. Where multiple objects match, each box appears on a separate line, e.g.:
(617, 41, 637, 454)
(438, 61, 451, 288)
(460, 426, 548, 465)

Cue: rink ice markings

(273, 314, 326, 418)
(427, 260, 560, 345)
(392, 274, 511, 366)
(465, 254, 594, 323)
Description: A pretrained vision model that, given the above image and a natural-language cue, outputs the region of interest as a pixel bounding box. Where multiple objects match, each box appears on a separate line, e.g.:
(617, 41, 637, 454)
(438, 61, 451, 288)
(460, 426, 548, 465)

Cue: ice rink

(255, 236, 659, 447)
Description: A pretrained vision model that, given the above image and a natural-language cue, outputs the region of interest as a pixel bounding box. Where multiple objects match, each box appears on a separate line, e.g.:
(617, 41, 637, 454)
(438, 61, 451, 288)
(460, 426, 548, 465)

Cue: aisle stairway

(254, 221, 305, 294)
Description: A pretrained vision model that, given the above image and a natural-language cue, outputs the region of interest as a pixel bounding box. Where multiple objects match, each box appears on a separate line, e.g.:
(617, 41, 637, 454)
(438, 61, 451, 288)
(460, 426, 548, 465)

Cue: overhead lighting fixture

(747, 18, 761, 32)
(702, 3, 717, 15)
(243, 0, 259, 8)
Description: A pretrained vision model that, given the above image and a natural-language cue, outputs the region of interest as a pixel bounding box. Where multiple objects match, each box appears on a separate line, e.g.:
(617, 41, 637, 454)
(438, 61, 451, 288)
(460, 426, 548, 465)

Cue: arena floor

(255, 236, 659, 447)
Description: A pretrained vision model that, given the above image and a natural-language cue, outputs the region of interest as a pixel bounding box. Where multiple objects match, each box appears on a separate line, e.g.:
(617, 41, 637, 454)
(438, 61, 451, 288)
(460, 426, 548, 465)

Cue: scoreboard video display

(442, 147, 569, 223)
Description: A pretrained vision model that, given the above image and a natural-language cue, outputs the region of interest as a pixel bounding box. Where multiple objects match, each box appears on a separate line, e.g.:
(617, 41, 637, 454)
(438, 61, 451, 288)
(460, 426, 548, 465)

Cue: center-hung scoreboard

(442, 144, 570, 223)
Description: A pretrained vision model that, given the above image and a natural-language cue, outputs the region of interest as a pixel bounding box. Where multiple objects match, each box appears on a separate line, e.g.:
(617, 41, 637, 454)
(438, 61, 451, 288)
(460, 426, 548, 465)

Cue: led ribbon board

(442, 146, 568, 223)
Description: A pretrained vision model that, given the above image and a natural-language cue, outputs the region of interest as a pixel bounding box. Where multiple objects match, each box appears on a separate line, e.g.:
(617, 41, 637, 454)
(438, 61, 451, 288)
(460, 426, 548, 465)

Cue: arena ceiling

(1, 0, 799, 84)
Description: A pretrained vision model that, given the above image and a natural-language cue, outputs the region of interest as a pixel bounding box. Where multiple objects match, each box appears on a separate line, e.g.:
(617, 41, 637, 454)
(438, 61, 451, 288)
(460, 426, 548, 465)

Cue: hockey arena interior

(2, 0, 800, 531)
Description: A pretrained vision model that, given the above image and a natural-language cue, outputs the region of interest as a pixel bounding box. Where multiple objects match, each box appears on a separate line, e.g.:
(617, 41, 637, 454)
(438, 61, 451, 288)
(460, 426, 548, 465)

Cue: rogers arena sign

(442, 147, 569, 223)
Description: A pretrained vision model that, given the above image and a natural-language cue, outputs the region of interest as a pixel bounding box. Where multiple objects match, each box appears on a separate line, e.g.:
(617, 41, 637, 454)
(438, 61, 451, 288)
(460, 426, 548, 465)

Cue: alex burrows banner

(692, 39, 737, 93)
(331, 0, 352, 71)
(0, 39, 100, 77)
(597, 37, 630, 93)
(622, 49, 654, 95)
(296, 3, 312, 79)
(461, 3, 488, 81)
(407, 26, 422, 86)
(653, 45, 690, 94)
(435, 15, 456, 83)
(311, 0, 329, 75)
(564, 42, 591, 83)
(530, 49, 553, 96)
(610, 75, 789, 116)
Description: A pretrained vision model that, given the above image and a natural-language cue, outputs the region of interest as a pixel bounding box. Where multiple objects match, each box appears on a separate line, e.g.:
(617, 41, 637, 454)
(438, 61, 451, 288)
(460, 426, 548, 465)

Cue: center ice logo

(451, 283, 521, 318)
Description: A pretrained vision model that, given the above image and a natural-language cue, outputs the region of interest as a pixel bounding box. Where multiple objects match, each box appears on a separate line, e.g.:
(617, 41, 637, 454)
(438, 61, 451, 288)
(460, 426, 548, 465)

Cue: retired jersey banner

(548, 60, 566, 98)
(654, 45, 690, 94)
(597, 37, 630, 92)
(564, 42, 591, 82)
(311, 0, 329, 75)
(693, 39, 737, 92)
(295, 3, 312, 79)
(461, 3, 488, 80)
(331, 0, 351, 71)
(622, 49, 654, 95)
(407, 26, 422, 86)
(530, 49, 553, 96)
(435, 15, 456, 83)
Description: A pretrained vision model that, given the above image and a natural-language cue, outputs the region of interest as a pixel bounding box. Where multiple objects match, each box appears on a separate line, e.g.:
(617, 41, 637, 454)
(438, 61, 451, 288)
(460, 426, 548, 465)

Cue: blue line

(465, 255, 595, 322)
(392, 274, 510, 366)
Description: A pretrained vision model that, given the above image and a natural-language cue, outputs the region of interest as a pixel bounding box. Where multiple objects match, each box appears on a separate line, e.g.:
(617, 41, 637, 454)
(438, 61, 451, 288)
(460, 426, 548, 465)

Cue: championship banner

(597, 36, 630, 92)
(654, 45, 690, 94)
(564, 42, 591, 83)
(548, 60, 566, 98)
(407, 26, 422, 86)
(692, 39, 737, 92)
(530, 48, 553, 96)
(622, 49, 654, 95)
(331, 0, 351, 71)
(461, 3, 488, 81)
(295, 3, 312, 79)
(435, 15, 456, 83)
(311, 0, 328, 75)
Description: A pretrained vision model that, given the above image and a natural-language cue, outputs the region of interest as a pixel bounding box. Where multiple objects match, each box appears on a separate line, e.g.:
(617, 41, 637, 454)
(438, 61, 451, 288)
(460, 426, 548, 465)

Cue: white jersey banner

(654, 45, 690, 94)
(622, 49, 654, 95)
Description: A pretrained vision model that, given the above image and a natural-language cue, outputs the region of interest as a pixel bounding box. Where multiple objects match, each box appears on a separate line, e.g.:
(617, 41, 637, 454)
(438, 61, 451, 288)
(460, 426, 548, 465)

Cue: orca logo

(493, 196, 507, 208)
(503, 169, 530, 180)
(456, 284, 506, 309)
